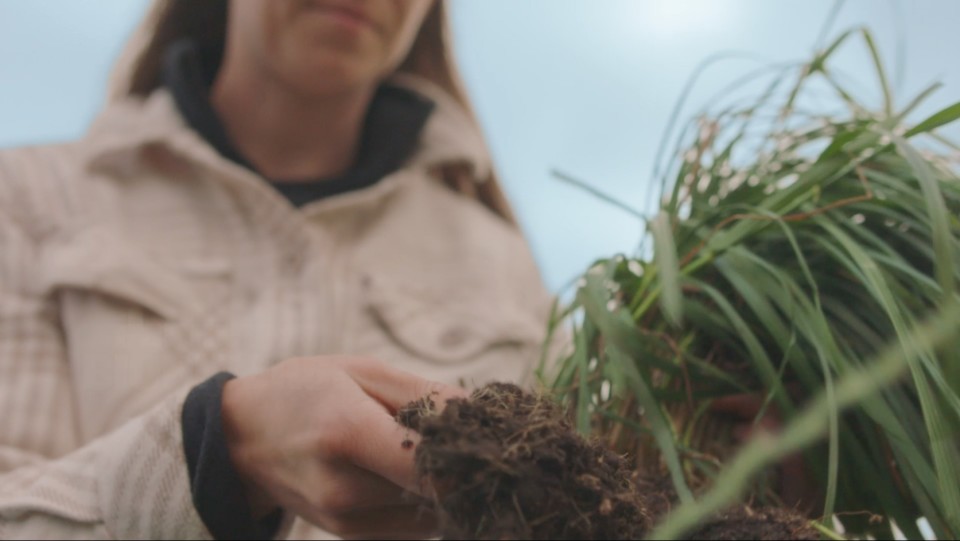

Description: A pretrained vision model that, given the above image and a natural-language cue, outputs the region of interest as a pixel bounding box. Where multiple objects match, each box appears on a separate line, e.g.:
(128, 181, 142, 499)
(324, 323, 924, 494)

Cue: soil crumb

(396, 394, 435, 432)
(397, 382, 819, 540)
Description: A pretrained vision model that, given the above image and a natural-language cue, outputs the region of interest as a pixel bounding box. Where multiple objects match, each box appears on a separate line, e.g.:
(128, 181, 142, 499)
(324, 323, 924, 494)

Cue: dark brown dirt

(630, 475, 819, 540)
(397, 383, 820, 540)
(398, 382, 649, 540)
(396, 394, 436, 432)
(690, 506, 820, 540)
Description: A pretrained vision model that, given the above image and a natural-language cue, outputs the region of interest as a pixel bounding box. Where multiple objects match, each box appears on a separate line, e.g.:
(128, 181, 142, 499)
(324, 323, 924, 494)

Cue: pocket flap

(364, 274, 544, 364)
(38, 226, 198, 320)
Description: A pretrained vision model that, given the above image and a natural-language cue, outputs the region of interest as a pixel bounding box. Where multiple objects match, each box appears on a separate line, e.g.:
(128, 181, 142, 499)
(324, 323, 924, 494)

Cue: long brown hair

(114, 0, 516, 224)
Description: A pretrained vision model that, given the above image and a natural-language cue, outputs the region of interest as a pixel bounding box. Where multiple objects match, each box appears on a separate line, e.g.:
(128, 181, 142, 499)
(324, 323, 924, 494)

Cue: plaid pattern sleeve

(0, 156, 211, 540)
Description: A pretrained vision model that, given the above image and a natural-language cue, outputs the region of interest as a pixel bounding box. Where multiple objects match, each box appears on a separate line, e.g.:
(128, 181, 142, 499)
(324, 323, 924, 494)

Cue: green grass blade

(608, 345, 694, 504)
(689, 277, 796, 415)
(579, 274, 682, 377)
(574, 327, 592, 437)
(905, 101, 960, 138)
(810, 520, 846, 541)
(891, 135, 956, 300)
(552, 169, 650, 222)
(652, 213, 683, 327)
(860, 28, 893, 116)
(896, 82, 944, 126)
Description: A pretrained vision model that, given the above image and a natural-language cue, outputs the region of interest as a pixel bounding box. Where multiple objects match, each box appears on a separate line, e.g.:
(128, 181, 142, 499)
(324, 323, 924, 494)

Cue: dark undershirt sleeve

(181, 372, 283, 540)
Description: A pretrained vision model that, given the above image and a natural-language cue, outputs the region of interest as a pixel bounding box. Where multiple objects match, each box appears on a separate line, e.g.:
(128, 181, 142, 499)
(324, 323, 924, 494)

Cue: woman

(0, 0, 553, 538)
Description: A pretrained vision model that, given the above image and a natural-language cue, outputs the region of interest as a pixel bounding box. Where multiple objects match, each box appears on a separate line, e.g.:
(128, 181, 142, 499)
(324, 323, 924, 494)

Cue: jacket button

(439, 327, 469, 349)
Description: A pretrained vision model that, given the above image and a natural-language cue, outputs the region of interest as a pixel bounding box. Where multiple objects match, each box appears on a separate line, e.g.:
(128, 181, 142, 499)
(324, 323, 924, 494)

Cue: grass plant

(542, 24, 960, 541)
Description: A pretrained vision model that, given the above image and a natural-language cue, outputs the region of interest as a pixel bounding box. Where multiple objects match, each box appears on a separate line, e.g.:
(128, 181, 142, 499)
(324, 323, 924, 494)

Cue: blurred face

(227, 0, 435, 95)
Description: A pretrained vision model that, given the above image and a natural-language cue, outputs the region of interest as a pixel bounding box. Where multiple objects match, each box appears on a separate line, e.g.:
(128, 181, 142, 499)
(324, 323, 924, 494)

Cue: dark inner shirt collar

(160, 38, 436, 207)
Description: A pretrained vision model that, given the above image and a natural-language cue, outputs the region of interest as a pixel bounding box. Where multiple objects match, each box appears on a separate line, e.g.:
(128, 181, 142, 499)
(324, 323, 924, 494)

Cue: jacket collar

(82, 73, 493, 183)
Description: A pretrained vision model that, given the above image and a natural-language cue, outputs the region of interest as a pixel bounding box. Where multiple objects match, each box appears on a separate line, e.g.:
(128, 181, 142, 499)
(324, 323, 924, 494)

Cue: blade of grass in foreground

(647, 301, 960, 540)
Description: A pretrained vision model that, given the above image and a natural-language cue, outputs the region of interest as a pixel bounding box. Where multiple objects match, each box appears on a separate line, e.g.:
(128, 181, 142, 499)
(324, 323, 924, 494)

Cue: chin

(270, 16, 391, 91)
(282, 56, 380, 97)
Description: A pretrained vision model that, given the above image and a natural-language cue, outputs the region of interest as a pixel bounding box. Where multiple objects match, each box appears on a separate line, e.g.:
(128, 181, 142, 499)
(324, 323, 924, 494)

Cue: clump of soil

(630, 473, 818, 540)
(398, 383, 819, 540)
(691, 507, 820, 540)
(399, 382, 649, 539)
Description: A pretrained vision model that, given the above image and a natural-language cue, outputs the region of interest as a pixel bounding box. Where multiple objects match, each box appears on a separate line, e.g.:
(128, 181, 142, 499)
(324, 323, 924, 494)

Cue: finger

(709, 394, 766, 417)
(344, 398, 430, 495)
(710, 393, 782, 422)
(348, 358, 469, 414)
(316, 460, 424, 511)
(317, 504, 439, 540)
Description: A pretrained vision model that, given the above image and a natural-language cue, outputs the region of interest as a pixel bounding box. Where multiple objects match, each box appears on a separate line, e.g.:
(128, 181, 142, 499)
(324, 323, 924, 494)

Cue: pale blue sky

(2, 1, 958, 291)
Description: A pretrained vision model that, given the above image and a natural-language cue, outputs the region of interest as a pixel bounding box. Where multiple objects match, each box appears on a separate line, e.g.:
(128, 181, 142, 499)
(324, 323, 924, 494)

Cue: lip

(305, 2, 379, 32)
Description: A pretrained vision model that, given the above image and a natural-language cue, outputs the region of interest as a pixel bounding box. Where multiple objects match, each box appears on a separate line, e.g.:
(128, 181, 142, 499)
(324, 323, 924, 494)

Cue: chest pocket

(39, 226, 199, 320)
(37, 226, 231, 438)
(362, 273, 545, 366)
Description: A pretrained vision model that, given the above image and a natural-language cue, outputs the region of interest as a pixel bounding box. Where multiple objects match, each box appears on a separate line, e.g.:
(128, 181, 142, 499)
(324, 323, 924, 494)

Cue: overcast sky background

(2, 1, 959, 291)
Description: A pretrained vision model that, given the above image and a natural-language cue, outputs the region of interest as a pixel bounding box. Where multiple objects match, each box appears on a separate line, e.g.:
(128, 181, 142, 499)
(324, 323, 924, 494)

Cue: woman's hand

(221, 356, 467, 539)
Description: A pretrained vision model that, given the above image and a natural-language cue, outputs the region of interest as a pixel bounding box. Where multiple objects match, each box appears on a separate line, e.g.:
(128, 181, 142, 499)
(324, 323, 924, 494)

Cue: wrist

(222, 377, 279, 519)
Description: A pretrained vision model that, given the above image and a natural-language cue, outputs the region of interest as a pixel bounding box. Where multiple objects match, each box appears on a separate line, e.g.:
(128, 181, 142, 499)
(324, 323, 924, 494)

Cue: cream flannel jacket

(0, 74, 552, 539)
